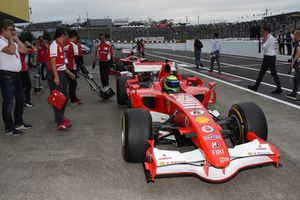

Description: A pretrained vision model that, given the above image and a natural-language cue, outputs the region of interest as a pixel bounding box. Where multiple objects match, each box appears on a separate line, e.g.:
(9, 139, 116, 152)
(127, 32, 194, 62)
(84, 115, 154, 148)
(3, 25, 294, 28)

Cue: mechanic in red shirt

(36, 36, 49, 80)
(92, 34, 114, 87)
(47, 27, 76, 130)
(20, 41, 37, 108)
(75, 39, 84, 68)
(66, 30, 82, 105)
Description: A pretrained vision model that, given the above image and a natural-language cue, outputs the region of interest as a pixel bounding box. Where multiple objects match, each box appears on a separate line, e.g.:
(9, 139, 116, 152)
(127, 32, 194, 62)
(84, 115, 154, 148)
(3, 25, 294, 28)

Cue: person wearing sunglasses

(0, 19, 32, 136)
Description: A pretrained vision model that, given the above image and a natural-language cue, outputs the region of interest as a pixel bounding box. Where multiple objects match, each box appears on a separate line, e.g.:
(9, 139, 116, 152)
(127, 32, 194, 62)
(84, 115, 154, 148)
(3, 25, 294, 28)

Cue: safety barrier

(113, 39, 292, 61)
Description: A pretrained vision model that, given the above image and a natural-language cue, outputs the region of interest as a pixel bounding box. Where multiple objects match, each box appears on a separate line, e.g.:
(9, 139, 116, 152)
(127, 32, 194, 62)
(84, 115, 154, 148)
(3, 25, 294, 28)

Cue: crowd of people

(0, 19, 114, 135)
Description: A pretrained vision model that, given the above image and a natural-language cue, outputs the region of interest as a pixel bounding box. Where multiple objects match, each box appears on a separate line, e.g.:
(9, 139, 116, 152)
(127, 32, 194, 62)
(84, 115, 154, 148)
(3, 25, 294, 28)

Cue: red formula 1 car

(118, 62, 280, 183)
(115, 48, 147, 73)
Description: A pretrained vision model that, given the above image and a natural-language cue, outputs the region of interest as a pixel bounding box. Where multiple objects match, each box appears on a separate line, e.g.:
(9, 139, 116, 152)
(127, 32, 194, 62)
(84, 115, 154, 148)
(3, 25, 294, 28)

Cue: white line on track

(149, 51, 299, 94)
(202, 52, 289, 65)
(147, 52, 300, 110)
(151, 51, 293, 78)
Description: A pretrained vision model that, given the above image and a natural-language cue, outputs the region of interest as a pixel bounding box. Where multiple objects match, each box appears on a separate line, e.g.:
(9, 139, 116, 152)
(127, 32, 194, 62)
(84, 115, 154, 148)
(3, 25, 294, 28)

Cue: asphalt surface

(146, 49, 300, 108)
(0, 50, 299, 200)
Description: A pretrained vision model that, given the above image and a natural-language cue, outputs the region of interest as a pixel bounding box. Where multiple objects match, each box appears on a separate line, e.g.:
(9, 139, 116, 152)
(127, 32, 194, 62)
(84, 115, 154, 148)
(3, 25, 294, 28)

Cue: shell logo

(195, 116, 210, 124)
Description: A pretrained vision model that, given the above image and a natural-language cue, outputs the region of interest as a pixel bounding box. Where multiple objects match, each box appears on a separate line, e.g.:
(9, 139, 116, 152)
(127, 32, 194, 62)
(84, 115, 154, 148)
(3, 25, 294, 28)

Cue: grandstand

(27, 21, 63, 33)
(111, 11, 300, 42)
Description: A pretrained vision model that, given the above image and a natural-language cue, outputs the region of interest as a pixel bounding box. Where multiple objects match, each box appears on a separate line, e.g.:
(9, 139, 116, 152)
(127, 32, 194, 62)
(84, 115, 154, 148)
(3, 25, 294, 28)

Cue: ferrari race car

(118, 62, 280, 183)
(115, 47, 147, 72)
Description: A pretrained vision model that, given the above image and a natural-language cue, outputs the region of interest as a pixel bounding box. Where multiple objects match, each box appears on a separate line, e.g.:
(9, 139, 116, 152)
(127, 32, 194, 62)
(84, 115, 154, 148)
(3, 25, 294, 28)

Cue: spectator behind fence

(209, 32, 221, 73)
(194, 38, 203, 69)
(0, 19, 32, 136)
(248, 25, 282, 94)
(286, 30, 300, 100)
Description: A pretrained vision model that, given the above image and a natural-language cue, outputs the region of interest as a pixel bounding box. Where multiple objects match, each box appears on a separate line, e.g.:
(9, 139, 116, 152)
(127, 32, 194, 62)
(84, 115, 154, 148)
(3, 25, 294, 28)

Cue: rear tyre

(122, 109, 153, 163)
(228, 102, 268, 146)
(117, 76, 129, 105)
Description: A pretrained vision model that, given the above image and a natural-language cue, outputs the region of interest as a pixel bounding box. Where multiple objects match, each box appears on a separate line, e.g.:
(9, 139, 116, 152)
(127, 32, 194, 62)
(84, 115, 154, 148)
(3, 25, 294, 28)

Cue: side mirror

(130, 84, 141, 90)
(208, 82, 216, 88)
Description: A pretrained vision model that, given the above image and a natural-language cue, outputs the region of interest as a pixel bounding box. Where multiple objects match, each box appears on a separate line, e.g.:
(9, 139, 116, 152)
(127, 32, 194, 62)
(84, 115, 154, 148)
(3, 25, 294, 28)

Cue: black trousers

(75, 56, 84, 68)
(0, 71, 24, 131)
(279, 44, 285, 55)
(99, 61, 110, 87)
(39, 62, 47, 80)
(47, 70, 68, 125)
(292, 68, 300, 95)
(254, 56, 281, 90)
(286, 44, 292, 55)
(67, 69, 78, 102)
(21, 71, 32, 104)
(210, 52, 221, 71)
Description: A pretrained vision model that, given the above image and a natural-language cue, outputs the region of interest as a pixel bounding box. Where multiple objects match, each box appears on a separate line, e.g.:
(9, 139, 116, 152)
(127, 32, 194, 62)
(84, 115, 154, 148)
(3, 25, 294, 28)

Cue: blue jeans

(194, 50, 202, 67)
(0, 71, 24, 131)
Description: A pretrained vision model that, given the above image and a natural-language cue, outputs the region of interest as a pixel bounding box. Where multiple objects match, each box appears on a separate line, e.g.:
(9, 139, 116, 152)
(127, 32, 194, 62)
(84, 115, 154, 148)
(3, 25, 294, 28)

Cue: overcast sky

(29, 0, 299, 24)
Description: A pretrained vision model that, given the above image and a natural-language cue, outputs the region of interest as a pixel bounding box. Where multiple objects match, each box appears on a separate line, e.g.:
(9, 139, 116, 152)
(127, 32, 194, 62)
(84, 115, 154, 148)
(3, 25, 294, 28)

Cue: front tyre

(228, 102, 268, 146)
(122, 109, 153, 163)
(117, 76, 129, 105)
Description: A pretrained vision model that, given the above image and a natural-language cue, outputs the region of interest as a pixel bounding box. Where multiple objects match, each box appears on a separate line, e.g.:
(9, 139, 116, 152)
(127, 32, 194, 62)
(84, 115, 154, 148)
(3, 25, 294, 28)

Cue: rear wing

(121, 48, 137, 54)
(133, 62, 177, 73)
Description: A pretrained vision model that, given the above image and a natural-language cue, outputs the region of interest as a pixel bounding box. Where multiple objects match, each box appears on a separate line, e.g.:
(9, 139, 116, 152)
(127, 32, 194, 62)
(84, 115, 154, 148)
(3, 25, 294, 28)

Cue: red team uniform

(95, 42, 113, 87)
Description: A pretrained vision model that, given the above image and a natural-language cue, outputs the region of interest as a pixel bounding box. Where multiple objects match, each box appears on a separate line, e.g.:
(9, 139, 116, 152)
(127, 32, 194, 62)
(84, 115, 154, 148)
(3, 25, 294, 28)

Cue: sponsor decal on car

(173, 94, 202, 109)
(212, 142, 219, 148)
(195, 116, 210, 124)
(201, 126, 215, 133)
(158, 160, 187, 166)
(219, 157, 230, 163)
(203, 134, 220, 140)
(190, 110, 205, 116)
(248, 151, 270, 156)
(158, 154, 172, 160)
(212, 149, 225, 156)
(184, 117, 189, 127)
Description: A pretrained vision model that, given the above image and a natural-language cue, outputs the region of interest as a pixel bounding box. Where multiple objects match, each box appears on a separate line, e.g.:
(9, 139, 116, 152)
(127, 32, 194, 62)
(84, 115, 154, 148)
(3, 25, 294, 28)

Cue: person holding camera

(286, 30, 300, 100)
(0, 20, 31, 136)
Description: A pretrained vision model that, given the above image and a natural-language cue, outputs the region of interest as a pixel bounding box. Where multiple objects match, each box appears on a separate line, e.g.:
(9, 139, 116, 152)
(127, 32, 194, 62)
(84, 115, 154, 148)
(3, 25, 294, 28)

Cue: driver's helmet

(163, 75, 180, 93)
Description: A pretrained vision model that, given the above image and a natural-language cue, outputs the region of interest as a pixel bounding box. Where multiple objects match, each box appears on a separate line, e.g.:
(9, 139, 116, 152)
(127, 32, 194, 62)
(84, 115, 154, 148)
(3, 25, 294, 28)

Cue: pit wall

(113, 39, 291, 62)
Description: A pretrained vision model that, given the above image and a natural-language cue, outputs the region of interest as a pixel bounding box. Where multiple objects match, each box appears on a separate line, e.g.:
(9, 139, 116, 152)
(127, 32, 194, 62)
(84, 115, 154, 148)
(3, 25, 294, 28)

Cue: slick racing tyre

(122, 109, 153, 163)
(228, 102, 268, 146)
(117, 76, 129, 105)
(116, 62, 125, 71)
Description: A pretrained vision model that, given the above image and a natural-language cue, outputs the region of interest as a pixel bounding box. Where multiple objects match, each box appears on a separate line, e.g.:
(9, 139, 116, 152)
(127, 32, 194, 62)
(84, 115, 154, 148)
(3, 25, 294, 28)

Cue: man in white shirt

(248, 25, 282, 94)
(0, 20, 32, 136)
(209, 33, 221, 73)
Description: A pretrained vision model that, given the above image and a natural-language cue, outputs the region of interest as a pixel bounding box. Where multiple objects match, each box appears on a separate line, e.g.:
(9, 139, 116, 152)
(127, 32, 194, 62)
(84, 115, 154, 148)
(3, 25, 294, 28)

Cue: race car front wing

(144, 132, 280, 183)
